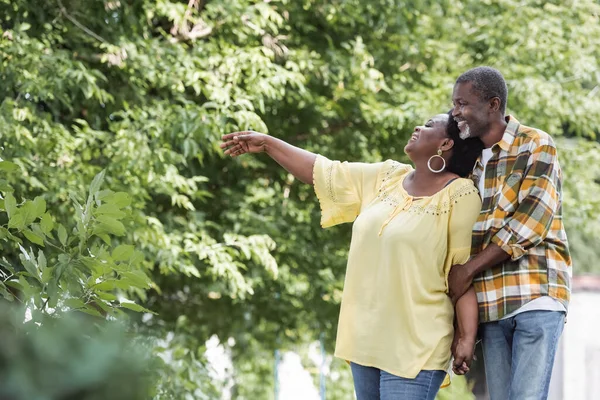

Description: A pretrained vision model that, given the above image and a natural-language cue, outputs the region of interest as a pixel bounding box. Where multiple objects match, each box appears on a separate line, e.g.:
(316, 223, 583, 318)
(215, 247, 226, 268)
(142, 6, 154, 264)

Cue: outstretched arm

(221, 131, 316, 185)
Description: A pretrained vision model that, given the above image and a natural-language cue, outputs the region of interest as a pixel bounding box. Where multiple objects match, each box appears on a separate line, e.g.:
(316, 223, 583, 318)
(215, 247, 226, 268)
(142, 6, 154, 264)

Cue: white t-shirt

(478, 148, 566, 319)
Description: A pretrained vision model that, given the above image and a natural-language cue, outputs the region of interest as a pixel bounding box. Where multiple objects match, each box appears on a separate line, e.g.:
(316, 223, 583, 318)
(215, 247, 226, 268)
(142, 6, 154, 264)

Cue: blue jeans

(480, 310, 565, 400)
(350, 362, 445, 400)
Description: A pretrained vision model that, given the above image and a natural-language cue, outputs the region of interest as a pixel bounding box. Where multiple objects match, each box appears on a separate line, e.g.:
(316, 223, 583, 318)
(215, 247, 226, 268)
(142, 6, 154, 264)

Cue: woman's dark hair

(445, 110, 484, 177)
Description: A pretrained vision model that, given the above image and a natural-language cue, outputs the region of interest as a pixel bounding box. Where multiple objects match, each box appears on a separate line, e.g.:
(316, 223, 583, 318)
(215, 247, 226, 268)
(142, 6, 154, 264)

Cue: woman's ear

(440, 139, 454, 152)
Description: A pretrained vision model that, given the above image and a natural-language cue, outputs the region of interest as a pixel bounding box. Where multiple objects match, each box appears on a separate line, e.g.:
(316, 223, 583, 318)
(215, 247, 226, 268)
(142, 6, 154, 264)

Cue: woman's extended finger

(230, 148, 246, 157)
(222, 132, 241, 141)
(222, 131, 251, 141)
(220, 139, 237, 149)
(224, 145, 243, 155)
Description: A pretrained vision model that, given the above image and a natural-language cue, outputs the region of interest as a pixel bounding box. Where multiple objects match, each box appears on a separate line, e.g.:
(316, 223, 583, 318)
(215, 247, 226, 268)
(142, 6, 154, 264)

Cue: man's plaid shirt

(471, 116, 572, 322)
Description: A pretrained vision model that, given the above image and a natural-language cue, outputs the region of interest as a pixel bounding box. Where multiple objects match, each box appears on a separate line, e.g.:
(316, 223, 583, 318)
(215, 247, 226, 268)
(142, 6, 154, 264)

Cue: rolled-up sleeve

(491, 142, 561, 260)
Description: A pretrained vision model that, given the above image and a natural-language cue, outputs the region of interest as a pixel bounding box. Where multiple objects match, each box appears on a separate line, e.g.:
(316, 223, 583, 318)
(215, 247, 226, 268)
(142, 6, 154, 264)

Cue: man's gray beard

(459, 124, 471, 140)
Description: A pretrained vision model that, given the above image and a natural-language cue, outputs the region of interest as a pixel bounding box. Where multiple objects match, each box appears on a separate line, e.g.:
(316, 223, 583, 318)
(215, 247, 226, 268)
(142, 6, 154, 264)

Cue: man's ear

(489, 97, 501, 112)
(441, 139, 454, 152)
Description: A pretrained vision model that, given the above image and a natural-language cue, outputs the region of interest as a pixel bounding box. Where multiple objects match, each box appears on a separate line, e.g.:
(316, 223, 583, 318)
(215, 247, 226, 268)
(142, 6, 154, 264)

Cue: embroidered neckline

(375, 162, 478, 215)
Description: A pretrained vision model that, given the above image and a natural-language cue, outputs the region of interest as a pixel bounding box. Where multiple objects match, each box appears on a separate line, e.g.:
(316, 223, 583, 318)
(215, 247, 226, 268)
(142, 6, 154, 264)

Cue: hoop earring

(427, 149, 446, 173)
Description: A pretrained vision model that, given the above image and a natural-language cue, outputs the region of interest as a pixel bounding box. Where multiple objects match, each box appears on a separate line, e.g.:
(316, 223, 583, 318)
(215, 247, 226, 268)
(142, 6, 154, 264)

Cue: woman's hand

(221, 131, 269, 157)
(220, 130, 317, 184)
(452, 337, 475, 375)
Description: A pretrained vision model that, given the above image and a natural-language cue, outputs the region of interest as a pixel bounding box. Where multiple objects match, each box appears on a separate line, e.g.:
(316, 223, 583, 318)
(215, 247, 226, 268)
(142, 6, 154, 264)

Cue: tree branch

(56, 0, 107, 44)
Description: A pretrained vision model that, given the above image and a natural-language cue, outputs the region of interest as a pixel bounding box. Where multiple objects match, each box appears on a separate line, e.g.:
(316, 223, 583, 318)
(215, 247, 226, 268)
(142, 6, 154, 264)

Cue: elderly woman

(221, 111, 483, 400)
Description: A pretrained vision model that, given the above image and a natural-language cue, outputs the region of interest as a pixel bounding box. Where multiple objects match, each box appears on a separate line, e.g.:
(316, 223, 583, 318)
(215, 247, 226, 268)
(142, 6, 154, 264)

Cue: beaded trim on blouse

(375, 161, 478, 215)
(325, 161, 338, 204)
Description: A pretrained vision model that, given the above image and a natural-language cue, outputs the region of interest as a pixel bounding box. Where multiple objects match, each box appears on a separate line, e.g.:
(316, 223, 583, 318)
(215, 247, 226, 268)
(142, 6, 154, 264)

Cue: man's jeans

(480, 310, 565, 400)
(350, 362, 445, 400)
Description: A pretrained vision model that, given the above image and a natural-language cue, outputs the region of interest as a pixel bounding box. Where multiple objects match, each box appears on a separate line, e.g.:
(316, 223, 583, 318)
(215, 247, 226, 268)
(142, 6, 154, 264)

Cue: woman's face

(404, 113, 450, 158)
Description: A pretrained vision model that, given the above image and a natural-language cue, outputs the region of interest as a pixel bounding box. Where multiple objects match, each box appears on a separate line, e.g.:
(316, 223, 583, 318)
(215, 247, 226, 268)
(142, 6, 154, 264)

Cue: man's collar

(494, 115, 519, 152)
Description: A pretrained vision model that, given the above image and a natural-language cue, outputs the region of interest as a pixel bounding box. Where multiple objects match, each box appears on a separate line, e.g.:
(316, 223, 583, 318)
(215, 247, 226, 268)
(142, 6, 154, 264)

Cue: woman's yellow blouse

(313, 155, 481, 380)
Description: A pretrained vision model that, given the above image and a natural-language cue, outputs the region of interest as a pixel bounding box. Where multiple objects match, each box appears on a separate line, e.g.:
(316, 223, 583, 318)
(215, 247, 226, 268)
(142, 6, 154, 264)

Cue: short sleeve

(313, 155, 386, 228)
(443, 183, 482, 291)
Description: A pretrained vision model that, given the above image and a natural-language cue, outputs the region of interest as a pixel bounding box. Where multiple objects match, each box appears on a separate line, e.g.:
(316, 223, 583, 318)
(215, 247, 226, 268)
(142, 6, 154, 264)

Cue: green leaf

(93, 299, 116, 315)
(96, 291, 118, 301)
(130, 250, 144, 265)
(183, 265, 201, 278)
(98, 233, 111, 245)
(112, 244, 134, 261)
(37, 250, 47, 270)
(0, 258, 15, 274)
(41, 266, 54, 284)
(78, 306, 104, 318)
(20, 257, 39, 280)
(95, 203, 126, 218)
(23, 229, 45, 247)
(0, 161, 18, 172)
(95, 189, 113, 202)
(94, 279, 119, 291)
(89, 170, 106, 196)
(64, 298, 86, 309)
(120, 270, 151, 289)
(82, 258, 109, 275)
(18, 275, 32, 296)
(4, 193, 16, 218)
(120, 301, 154, 314)
(104, 192, 131, 208)
(58, 224, 68, 246)
(95, 215, 125, 236)
(0, 282, 14, 301)
(32, 196, 46, 218)
(47, 280, 59, 308)
(0, 179, 11, 192)
(40, 213, 54, 234)
(20, 198, 45, 225)
(4, 280, 23, 291)
(8, 212, 25, 230)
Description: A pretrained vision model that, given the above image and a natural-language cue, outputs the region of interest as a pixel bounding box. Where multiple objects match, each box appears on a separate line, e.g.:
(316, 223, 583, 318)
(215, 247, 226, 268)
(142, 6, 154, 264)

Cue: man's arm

(449, 141, 561, 302)
(449, 244, 509, 303)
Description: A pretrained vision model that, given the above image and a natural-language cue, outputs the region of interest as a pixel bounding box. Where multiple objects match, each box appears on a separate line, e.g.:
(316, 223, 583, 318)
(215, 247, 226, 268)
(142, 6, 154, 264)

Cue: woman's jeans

(480, 310, 565, 400)
(350, 362, 445, 400)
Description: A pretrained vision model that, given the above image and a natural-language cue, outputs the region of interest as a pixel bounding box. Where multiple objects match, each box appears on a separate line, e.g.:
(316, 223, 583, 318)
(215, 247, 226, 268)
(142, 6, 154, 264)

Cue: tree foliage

(1, 0, 599, 398)
(0, 307, 155, 400)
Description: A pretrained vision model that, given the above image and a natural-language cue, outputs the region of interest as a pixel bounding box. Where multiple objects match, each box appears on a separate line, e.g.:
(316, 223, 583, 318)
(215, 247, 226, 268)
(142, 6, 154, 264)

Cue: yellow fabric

(313, 155, 481, 382)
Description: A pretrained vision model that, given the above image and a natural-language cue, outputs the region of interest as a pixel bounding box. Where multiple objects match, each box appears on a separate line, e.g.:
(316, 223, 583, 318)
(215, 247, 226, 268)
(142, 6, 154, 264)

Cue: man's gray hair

(456, 66, 508, 114)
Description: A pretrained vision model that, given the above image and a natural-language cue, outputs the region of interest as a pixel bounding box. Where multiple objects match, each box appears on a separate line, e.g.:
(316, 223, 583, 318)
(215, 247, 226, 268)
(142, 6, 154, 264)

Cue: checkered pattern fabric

(471, 116, 572, 322)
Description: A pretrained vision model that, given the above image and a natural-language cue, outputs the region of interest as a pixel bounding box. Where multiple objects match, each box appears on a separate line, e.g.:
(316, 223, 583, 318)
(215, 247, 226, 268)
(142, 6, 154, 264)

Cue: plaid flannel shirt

(471, 116, 572, 322)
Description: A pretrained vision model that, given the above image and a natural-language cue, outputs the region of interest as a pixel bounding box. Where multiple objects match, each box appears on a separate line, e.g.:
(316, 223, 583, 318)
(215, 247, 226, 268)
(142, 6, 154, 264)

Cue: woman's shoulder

(447, 177, 481, 207)
(380, 159, 413, 176)
(375, 160, 412, 188)
(447, 177, 477, 193)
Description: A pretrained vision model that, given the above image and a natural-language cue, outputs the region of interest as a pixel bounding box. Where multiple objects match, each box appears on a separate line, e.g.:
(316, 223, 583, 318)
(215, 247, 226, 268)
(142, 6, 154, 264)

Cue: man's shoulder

(515, 123, 556, 149)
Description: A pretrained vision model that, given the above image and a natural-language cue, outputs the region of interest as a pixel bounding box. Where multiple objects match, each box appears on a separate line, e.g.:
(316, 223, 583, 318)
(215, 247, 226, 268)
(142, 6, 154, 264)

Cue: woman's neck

(411, 158, 455, 181)
(411, 162, 441, 181)
(404, 162, 457, 197)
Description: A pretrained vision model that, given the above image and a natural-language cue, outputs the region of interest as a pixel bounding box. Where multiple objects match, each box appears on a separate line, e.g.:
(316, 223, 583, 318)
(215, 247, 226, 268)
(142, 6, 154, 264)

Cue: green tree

(1, 1, 599, 398)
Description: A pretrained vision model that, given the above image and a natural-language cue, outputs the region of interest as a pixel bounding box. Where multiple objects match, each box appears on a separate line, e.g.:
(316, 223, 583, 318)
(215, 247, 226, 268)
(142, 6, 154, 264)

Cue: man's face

(451, 82, 491, 138)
